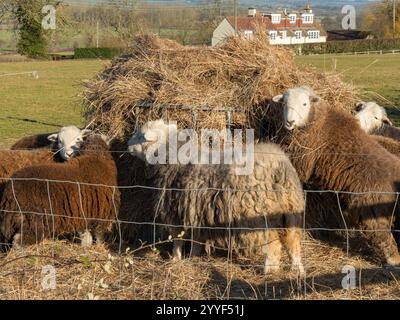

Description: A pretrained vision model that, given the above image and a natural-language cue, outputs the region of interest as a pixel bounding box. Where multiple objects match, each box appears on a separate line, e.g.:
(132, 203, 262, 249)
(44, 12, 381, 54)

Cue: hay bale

(82, 32, 357, 142)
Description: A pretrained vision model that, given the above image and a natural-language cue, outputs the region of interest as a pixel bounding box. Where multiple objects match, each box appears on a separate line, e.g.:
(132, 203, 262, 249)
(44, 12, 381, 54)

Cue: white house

(212, 6, 327, 46)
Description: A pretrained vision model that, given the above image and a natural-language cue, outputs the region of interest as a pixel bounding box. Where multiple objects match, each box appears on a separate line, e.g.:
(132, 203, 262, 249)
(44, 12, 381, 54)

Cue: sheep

(353, 102, 400, 157)
(0, 149, 60, 201)
(11, 126, 92, 161)
(272, 87, 400, 266)
(127, 119, 305, 274)
(10, 132, 55, 150)
(355, 101, 400, 140)
(0, 135, 120, 249)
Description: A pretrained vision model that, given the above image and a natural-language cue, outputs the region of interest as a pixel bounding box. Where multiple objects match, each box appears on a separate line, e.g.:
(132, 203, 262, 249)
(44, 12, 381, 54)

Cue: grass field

(0, 60, 105, 147)
(296, 53, 400, 121)
(0, 53, 399, 147)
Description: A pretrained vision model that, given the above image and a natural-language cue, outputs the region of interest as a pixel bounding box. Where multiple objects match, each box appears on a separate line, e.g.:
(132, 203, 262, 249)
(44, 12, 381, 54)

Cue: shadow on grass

(5, 116, 62, 128)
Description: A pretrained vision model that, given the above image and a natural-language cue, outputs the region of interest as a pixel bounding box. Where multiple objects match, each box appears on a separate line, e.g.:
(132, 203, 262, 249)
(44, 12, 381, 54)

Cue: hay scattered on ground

(82, 32, 357, 142)
(1, 236, 399, 300)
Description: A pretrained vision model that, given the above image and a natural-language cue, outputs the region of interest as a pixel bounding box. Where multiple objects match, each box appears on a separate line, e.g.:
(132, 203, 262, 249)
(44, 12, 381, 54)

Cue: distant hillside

(64, 0, 376, 7)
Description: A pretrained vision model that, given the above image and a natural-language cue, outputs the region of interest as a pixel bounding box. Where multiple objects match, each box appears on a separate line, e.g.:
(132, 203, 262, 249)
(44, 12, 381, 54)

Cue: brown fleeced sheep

(0, 135, 120, 248)
(0, 150, 60, 200)
(273, 87, 400, 266)
(128, 120, 305, 274)
(10, 132, 55, 150)
(371, 135, 400, 157)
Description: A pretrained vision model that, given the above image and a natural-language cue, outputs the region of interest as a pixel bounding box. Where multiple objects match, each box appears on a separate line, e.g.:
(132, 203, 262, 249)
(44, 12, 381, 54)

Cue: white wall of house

(212, 18, 237, 46)
(212, 18, 327, 46)
(269, 34, 327, 45)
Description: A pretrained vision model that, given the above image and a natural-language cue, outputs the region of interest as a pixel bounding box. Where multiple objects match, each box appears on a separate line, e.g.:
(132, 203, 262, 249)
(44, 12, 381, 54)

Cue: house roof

(225, 15, 326, 34)
(327, 30, 372, 41)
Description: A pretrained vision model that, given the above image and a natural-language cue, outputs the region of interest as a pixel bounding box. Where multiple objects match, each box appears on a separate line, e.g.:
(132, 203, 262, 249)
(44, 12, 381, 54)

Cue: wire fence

(0, 174, 400, 299)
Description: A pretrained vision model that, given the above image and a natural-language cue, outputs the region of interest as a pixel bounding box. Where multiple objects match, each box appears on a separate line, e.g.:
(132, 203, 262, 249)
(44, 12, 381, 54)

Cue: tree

(0, 0, 13, 24)
(14, 0, 48, 57)
(362, 0, 400, 38)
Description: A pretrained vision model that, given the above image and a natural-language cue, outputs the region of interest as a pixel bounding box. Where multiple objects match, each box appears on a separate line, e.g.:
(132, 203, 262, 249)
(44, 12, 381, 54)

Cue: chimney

(248, 8, 256, 17)
(304, 4, 313, 13)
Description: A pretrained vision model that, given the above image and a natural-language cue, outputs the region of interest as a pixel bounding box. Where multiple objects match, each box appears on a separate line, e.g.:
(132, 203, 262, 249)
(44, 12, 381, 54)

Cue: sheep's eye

(375, 117, 379, 120)
(303, 103, 307, 106)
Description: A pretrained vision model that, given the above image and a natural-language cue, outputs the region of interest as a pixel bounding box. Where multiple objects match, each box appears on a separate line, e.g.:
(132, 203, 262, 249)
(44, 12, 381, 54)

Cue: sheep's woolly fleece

(82, 32, 357, 142)
(0, 135, 120, 246)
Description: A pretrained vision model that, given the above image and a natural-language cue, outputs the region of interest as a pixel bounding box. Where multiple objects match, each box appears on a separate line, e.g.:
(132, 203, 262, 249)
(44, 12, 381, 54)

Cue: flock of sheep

(1, 86, 400, 275)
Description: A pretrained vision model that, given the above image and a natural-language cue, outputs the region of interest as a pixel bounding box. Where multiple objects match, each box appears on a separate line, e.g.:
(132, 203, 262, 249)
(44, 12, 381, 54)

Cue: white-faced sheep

(0, 135, 120, 249)
(353, 102, 400, 156)
(11, 126, 92, 161)
(127, 119, 305, 274)
(355, 101, 400, 140)
(273, 87, 400, 266)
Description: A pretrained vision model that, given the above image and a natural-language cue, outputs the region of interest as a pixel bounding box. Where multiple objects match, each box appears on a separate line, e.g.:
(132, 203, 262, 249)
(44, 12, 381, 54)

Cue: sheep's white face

(273, 87, 320, 130)
(127, 119, 175, 161)
(48, 126, 91, 160)
(355, 101, 392, 134)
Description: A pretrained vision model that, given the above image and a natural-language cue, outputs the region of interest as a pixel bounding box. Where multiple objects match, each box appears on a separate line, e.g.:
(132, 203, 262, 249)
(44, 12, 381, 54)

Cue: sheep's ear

(99, 134, 111, 145)
(47, 133, 58, 142)
(144, 130, 159, 142)
(383, 116, 393, 126)
(272, 94, 284, 103)
(355, 102, 366, 112)
(81, 129, 92, 137)
(310, 95, 320, 103)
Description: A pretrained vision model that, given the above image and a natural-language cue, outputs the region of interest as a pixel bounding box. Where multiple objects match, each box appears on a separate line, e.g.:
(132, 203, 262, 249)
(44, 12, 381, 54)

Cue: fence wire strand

(1, 176, 400, 299)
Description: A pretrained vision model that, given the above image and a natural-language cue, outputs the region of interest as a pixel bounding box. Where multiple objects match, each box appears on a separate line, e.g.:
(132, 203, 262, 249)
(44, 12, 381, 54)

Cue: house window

(295, 31, 302, 39)
(280, 31, 287, 39)
(289, 14, 296, 23)
(244, 30, 253, 39)
(308, 30, 320, 39)
(302, 14, 314, 24)
(269, 31, 277, 40)
(271, 14, 281, 24)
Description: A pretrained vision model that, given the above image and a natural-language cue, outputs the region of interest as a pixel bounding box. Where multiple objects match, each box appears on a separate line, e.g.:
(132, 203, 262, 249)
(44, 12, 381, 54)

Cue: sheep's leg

(80, 230, 93, 248)
(285, 227, 304, 275)
(264, 230, 282, 274)
(95, 231, 104, 245)
(12, 233, 22, 250)
(172, 239, 184, 261)
(189, 242, 203, 257)
(362, 216, 400, 266)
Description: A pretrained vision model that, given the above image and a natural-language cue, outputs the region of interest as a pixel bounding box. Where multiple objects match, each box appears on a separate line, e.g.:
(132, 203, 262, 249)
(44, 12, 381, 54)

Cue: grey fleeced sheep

(128, 120, 305, 274)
